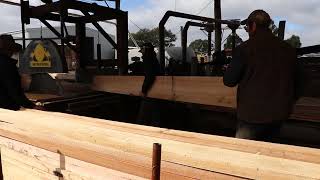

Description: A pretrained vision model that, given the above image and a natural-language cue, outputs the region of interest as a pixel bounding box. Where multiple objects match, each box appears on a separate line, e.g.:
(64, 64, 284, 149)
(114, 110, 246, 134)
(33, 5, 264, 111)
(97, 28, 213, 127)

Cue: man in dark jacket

(137, 43, 161, 126)
(223, 10, 302, 141)
(0, 34, 36, 110)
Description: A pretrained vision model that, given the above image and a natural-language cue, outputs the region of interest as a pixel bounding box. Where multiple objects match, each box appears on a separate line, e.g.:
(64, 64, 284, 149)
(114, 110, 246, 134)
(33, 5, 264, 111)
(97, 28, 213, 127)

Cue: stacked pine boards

(92, 76, 320, 122)
(0, 109, 319, 179)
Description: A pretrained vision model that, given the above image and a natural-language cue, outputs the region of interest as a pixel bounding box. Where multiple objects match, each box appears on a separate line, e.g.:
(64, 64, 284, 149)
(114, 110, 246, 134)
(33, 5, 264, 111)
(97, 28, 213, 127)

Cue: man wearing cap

(0, 34, 36, 110)
(223, 10, 302, 141)
(137, 42, 161, 126)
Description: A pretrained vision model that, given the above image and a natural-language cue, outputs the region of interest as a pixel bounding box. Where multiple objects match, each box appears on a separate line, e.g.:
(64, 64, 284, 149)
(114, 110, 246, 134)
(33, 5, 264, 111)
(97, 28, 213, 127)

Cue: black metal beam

(297, 45, 320, 56)
(81, 11, 117, 48)
(76, 22, 87, 69)
(64, 0, 125, 18)
(159, 11, 239, 73)
(208, 32, 212, 57)
(29, 0, 124, 22)
(115, 0, 120, 10)
(214, 0, 222, 53)
(81, 14, 115, 23)
(29, 1, 61, 17)
(117, 11, 129, 75)
(39, 18, 76, 51)
(0, 0, 20, 6)
(278, 21, 286, 40)
(182, 21, 211, 63)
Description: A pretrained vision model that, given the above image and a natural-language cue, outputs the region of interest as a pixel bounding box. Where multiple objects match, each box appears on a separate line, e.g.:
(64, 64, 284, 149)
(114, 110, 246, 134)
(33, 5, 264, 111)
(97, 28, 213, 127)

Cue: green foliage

(285, 35, 302, 48)
(189, 39, 210, 53)
(223, 34, 243, 49)
(128, 27, 177, 47)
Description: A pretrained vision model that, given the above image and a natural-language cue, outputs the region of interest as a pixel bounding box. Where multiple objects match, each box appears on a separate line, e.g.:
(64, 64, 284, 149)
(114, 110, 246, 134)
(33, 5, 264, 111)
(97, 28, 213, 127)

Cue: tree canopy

(223, 34, 243, 49)
(189, 39, 211, 53)
(285, 35, 302, 48)
(128, 27, 177, 47)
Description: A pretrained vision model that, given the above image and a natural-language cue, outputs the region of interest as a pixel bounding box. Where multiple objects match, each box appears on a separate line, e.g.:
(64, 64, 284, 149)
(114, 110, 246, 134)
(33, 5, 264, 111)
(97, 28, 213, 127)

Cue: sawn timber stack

(0, 109, 319, 179)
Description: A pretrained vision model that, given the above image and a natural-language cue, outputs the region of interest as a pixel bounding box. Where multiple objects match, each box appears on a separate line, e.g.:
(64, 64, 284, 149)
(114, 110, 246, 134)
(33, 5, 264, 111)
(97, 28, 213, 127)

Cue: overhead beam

(81, 11, 117, 48)
(39, 18, 76, 51)
(297, 45, 320, 55)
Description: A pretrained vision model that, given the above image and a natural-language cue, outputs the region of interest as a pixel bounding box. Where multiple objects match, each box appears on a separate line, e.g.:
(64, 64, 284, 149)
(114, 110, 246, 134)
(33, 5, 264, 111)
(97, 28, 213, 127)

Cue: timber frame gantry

(20, 0, 128, 74)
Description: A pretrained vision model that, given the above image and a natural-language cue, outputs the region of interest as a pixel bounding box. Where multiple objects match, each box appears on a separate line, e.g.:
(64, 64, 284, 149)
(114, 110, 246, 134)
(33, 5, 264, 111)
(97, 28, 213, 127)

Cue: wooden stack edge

(0, 136, 147, 180)
(0, 132, 246, 180)
(0, 109, 319, 179)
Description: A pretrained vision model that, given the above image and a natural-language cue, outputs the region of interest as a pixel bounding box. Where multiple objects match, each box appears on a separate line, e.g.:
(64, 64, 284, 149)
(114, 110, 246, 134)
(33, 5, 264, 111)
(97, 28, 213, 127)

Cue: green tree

(128, 27, 177, 47)
(285, 35, 302, 48)
(189, 39, 211, 53)
(223, 34, 243, 49)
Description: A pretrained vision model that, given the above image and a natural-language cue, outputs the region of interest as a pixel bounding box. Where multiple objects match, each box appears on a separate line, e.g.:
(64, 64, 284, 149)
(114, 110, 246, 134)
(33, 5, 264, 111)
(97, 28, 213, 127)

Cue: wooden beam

(92, 76, 237, 108)
(92, 76, 320, 122)
(0, 109, 319, 179)
(0, 136, 146, 180)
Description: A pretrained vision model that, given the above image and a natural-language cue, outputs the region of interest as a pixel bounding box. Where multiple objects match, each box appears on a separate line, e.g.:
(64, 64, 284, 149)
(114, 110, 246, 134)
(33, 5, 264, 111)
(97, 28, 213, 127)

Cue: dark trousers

(137, 98, 162, 127)
(235, 120, 282, 142)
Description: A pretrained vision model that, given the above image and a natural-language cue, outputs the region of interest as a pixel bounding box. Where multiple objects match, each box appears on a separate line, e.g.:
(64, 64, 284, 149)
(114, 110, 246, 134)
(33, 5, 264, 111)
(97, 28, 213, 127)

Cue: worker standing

(223, 10, 303, 141)
(0, 34, 38, 110)
(137, 43, 161, 126)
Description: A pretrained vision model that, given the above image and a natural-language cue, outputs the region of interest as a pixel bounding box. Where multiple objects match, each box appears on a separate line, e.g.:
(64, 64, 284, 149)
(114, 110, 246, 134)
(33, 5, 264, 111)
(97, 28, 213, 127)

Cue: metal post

(76, 23, 86, 68)
(278, 21, 286, 40)
(182, 27, 188, 63)
(20, 0, 27, 49)
(115, 0, 120, 10)
(97, 44, 102, 69)
(231, 29, 236, 56)
(60, 9, 66, 58)
(152, 143, 161, 180)
(208, 32, 212, 57)
(159, 21, 166, 74)
(214, 0, 222, 53)
(180, 26, 184, 48)
(117, 12, 128, 75)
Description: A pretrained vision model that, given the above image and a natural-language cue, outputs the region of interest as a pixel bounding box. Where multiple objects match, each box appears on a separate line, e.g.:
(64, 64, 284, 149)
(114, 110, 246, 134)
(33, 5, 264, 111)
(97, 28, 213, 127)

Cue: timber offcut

(0, 109, 319, 179)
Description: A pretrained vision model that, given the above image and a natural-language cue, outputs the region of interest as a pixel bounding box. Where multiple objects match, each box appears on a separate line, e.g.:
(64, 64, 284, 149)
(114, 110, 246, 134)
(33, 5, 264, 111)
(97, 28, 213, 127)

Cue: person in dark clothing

(140, 43, 160, 96)
(0, 34, 36, 110)
(223, 10, 304, 141)
(137, 43, 161, 126)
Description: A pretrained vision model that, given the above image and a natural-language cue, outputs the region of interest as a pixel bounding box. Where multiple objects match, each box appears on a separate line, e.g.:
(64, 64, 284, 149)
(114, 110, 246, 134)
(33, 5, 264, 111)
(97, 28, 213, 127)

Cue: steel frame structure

(159, 11, 240, 73)
(20, 0, 128, 74)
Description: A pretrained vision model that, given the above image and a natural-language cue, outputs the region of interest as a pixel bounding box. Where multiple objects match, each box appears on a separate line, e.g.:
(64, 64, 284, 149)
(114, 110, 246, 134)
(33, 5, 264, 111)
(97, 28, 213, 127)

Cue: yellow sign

(30, 43, 51, 67)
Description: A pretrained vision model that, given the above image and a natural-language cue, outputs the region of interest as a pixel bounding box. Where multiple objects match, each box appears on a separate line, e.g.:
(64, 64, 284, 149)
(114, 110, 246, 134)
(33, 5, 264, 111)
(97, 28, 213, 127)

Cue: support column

(76, 23, 86, 69)
(214, 0, 222, 53)
(208, 32, 212, 57)
(278, 21, 286, 40)
(115, 0, 120, 10)
(117, 12, 128, 75)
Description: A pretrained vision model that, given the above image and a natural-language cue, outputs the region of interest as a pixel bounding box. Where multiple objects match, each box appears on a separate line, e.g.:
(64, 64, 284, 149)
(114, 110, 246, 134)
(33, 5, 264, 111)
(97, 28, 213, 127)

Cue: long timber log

(92, 76, 320, 122)
(0, 109, 319, 179)
(92, 76, 237, 108)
